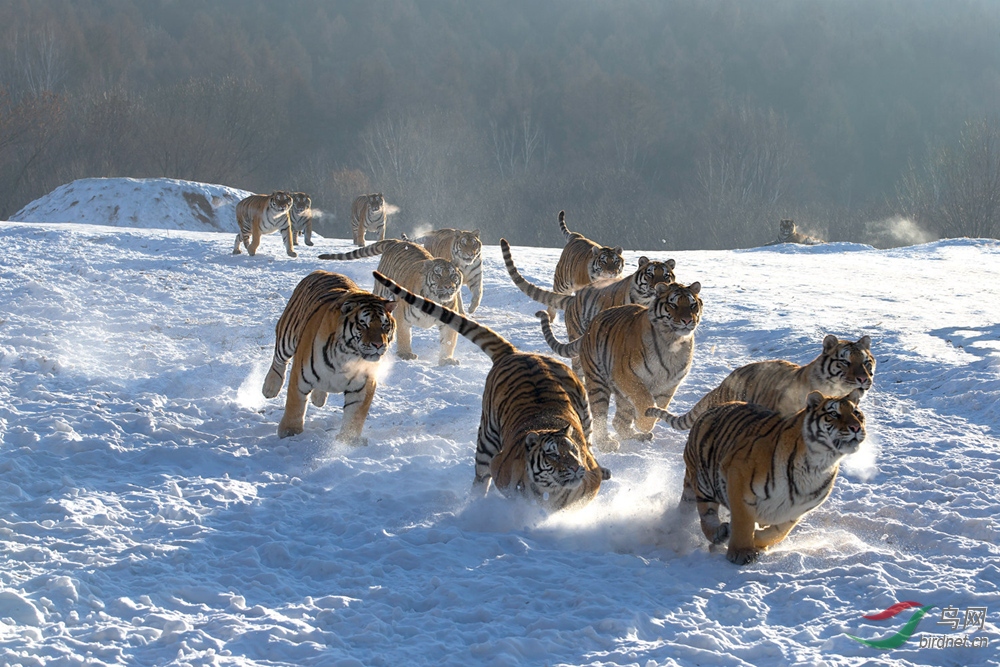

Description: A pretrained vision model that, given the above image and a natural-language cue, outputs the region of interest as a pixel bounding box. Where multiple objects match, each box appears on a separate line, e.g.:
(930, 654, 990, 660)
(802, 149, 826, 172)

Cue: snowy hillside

(0, 203, 998, 665)
(11, 178, 253, 233)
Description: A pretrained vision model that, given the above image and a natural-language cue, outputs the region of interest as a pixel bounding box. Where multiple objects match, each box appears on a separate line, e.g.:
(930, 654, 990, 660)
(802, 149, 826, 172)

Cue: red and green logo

(848, 601, 935, 649)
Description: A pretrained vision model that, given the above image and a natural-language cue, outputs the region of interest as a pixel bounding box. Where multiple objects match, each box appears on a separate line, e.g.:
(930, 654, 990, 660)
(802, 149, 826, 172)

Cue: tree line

(1, 0, 998, 249)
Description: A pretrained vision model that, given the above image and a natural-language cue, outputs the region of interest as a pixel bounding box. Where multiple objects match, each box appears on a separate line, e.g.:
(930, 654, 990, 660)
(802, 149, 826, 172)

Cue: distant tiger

(262, 270, 397, 443)
(351, 193, 386, 247)
(232, 190, 295, 257)
(409, 228, 483, 314)
(767, 219, 824, 246)
(683, 389, 866, 564)
(538, 280, 703, 451)
(372, 270, 610, 511)
(500, 238, 676, 364)
(289, 192, 313, 247)
(645, 334, 875, 430)
(318, 240, 463, 365)
(548, 210, 625, 319)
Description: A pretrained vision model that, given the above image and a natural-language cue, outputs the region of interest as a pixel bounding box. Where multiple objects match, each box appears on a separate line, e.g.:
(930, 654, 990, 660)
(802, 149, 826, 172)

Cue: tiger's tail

(372, 271, 515, 363)
(319, 239, 398, 261)
(499, 238, 572, 310)
(535, 311, 581, 358)
(558, 210, 573, 241)
(644, 405, 698, 430)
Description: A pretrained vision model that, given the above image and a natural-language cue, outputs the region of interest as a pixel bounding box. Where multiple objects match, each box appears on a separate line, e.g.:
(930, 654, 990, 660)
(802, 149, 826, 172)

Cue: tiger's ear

(472, 229, 481, 237)
(613, 246, 623, 255)
(807, 391, 825, 409)
(655, 282, 671, 295)
(637, 256, 650, 268)
(665, 258, 676, 270)
(591, 246, 602, 257)
(856, 335, 871, 350)
(688, 281, 701, 295)
(383, 300, 398, 314)
(560, 423, 573, 439)
(525, 432, 540, 449)
(822, 334, 840, 352)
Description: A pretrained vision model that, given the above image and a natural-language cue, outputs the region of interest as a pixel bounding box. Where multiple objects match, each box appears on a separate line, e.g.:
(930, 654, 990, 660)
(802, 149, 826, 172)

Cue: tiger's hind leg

(586, 377, 619, 452)
(233, 232, 246, 255)
(262, 357, 288, 399)
(696, 499, 731, 547)
(472, 419, 500, 496)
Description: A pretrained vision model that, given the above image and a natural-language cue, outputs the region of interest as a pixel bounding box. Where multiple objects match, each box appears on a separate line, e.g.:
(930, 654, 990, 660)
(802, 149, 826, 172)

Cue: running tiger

(500, 237, 676, 343)
(318, 240, 464, 365)
(537, 280, 703, 451)
(262, 270, 397, 443)
(408, 228, 483, 314)
(232, 190, 295, 257)
(766, 218, 824, 246)
(645, 334, 875, 430)
(371, 270, 610, 511)
(548, 210, 625, 319)
(290, 192, 313, 247)
(683, 389, 866, 565)
(351, 193, 387, 247)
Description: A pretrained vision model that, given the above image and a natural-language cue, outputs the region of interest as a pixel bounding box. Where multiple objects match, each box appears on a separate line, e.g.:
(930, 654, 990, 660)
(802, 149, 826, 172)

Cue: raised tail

(372, 271, 515, 363)
(499, 238, 572, 310)
(535, 311, 581, 358)
(644, 405, 698, 431)
(319, 239, 398, 261)
(558, 210, 573, 240)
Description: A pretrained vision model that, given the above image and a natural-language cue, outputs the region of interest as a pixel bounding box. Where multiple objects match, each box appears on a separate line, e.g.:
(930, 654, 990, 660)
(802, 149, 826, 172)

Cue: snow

(1, 179, 999, 666)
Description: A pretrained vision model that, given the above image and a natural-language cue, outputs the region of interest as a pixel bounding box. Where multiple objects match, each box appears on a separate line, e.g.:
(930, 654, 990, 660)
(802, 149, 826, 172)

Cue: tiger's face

(651, 281, 702, 335)
(525, 425, 590, 493)
(369, 193, 384, 212)
(452, 230, 482, 264)
(423, 259, 463, 304)
(589, 245, 625, 282)
(779, 219, 796, 239)
(292, 192, 311, 214)
(270, 191, 293, 212)
(342, 297, 397, 361)
(805, 389, 866, 456)
(819, 335, 876, 394)
(632, 257, 676, 305)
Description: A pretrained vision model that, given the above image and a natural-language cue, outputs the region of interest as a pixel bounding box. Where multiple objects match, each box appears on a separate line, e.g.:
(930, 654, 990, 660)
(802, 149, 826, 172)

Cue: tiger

(407, 228, 484, 314)
(289, 192, 313, 247)
(537, 280, 703, 451)
(318, 240, 464, 365)
(682, 388, 866, 565)
(351, 193, 386, 247)
(500, 237, 676, 355)
(261, 270, 397, 443)
(548, 210, 625, 319)
(232, 190, 295, 257)
(371, 270, 610, 511)
(766, 218, 824, 246)
(644, 334, 875, 431)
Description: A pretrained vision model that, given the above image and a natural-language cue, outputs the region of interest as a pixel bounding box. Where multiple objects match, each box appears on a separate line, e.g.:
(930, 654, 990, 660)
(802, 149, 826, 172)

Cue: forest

(0, 0, 998, 249)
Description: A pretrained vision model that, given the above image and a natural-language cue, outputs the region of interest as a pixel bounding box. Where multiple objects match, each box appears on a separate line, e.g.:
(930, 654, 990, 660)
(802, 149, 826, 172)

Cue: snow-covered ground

(1, 185, 998, 666)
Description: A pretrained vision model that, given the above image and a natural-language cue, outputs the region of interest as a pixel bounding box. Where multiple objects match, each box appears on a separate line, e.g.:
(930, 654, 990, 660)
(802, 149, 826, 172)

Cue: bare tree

(13, 25, 65, 96)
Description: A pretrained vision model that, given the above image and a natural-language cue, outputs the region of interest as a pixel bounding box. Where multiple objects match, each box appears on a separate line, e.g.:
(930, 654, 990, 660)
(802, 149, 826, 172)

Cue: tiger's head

(270, 191, 293, 212)
(451, 229, 482, 265)
(817, 334, 876, 395)
(804, 389, 866, 456)
(650, 281, 702, 336)
(589, 245, 625, 283)
(422, 259, 464, 304)
(291, 192, 311, 214)
(524, 424, 593, 496)
(340, 295, 397, 361)
(779, 218, 796, 239)
(631, 257, 676, 306)
(369, 193, 385, 211)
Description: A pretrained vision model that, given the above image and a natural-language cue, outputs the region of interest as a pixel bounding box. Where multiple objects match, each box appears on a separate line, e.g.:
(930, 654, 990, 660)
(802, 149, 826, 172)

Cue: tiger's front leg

(438, 324, 459, 366)
(395, 314, 417, 360)
(277, 371, 311, 438)
(338, 377, 376, 446)
(467, 268, 483, 314)
(586, 378, 619, 452)
(281, 225, 298, 258)
(353, 224, 366, 247)
(304, 220, 314, 246)
(753, 520, 800, 550)
(725, 476, 761, 565)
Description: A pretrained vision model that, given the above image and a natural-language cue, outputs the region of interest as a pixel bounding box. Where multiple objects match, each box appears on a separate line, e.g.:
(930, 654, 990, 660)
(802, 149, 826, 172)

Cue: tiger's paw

(287, 251, 299, 258)
(600, 466, 612, 480)
(727, 546, 761, 566)
(631, 431, 654, 442)
(438, 358, 460, 366)
(711, 522, 731, 545)
(277, 422, 303, 439)
(397, 352, 418, 361)
(337, 434, 368, 447)
(305, 240, 314, 246)
(596, 437, 620, 453)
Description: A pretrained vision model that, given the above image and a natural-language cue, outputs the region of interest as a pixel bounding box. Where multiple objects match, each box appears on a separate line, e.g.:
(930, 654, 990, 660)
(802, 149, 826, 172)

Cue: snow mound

(12, 177, 254, 233)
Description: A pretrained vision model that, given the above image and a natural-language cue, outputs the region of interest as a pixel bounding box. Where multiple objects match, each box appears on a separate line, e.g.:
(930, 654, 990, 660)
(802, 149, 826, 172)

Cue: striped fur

(766, 219, 824, 246)
(412, 228, 483, 314)
(289, 192, 313, 247)
(262, 270, 397, 443)
(351, 193, 386, 247)
(537, 281, 703, 451)
(371, 270, 610, 511)
(549, 210, 625, 318)
(232, 191, 294, 257)
(683, 389, 866, 565)
(319, 240, 463, 365)
(645, 335, 875, 430)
